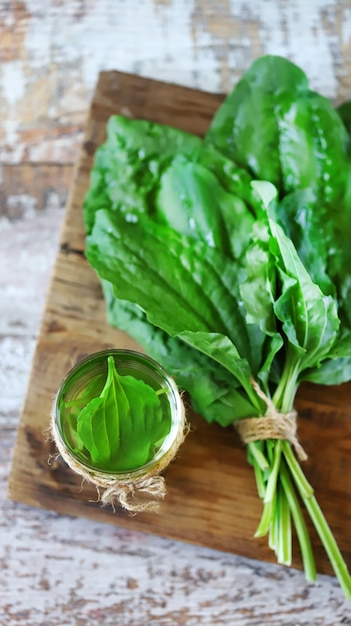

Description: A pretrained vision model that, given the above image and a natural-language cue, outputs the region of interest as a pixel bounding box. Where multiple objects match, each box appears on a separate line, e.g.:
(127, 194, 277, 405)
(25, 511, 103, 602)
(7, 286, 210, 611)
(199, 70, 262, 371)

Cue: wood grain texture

(8, 72, 351, 589)
(0, 163, 73, 218)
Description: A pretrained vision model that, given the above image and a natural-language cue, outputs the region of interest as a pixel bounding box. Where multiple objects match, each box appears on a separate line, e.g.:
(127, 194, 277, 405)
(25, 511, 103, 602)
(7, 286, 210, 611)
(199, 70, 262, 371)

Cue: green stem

(284, 446, 351, 598)
(249, 349, 351, 597)
(251, 457, 267, 500)
(254, 498, 275, 538)
(278, 482, 292, 566)
(264, 440, 282, 504)
(255, 440, 282, 537)
(279, 460, 317, 582)
(272, 350, 301, 413)
(248, 441, 269, 471)
(283, 442, 314, 498)
(268, 488, 278, 552)
(268, 483, 292, 566)
(302, 496, 351, 600)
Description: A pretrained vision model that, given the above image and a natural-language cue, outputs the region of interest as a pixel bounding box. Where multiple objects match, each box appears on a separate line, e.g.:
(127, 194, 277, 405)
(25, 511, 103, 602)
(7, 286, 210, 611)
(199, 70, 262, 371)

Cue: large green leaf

(178, 330, 260, 411)
(269, 219, 340, 371)
(302, 329, 351, 385)
(271, 189, 334, 297)
(83, 114, 267, 251)
(102, 281, 255, 425)
(86, 210, 268, 398)
(239, 235, 276, 335)
(206, 55, 308, 188)
(87, 209, 264, 365)
(76, 356, 170, 471)
(83, 116, 203, 233)
(278, 90, 350, 205)
(155, 154, 255, 261)
(207, 55, 350, 206)
(239, 228, 284, 391)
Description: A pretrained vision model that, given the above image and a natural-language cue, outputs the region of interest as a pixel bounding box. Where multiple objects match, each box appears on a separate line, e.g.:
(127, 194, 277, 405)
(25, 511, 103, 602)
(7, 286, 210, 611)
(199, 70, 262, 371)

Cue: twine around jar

(234, 378, 307, 462)
(50, 396, 188, 514)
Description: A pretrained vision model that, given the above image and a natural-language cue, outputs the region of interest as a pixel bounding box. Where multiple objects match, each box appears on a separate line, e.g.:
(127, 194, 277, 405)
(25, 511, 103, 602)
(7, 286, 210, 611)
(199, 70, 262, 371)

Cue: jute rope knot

(101, 476, 167, 512)
(234, 378, 307, 461)
(50, 397, 188, 514)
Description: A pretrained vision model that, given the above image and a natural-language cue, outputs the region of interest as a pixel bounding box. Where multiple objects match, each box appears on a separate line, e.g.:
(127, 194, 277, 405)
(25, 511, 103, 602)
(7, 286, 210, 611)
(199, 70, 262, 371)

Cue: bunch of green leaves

(83, 55, 351, 597)
(63, 356, 171, 472)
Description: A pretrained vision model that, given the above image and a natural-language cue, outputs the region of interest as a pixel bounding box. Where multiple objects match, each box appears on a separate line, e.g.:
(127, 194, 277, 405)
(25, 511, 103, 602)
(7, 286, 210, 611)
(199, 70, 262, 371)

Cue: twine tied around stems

(50, 397, 188, 514)
(234, 378, 307, 462)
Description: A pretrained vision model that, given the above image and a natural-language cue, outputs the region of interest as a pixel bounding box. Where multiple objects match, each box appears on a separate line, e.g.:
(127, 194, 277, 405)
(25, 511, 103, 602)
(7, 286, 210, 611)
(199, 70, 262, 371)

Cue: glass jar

(51, 349, 185, 511)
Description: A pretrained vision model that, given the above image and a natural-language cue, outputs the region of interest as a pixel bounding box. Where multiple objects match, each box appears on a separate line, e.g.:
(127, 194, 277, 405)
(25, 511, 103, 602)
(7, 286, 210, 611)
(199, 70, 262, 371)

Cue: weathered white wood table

(1, 1, 351, 623)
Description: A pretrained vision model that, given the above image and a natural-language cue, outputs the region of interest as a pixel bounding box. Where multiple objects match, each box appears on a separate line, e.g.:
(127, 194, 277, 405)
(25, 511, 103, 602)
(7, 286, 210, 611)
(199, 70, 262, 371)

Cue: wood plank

(0, 164, 73, 217)
(8, 71, 351, 578)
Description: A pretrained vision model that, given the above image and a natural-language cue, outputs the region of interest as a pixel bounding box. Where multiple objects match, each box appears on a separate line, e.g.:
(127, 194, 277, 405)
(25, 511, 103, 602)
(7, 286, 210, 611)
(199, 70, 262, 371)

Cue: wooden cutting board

(8, 71, 351, 577)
